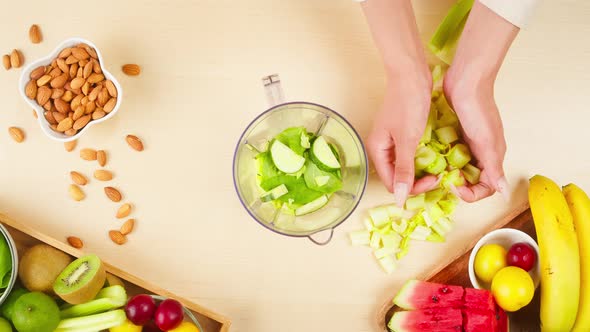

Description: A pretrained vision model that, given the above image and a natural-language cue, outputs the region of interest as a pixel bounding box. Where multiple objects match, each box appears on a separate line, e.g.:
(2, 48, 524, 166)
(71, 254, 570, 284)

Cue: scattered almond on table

(67, 236, 83, 249)
(29, 24, 42, 44)
(94, 169, 113, 181)
(109, 230, 127, 245)
(120, 219, 135, 235)
(122, 64, 141, 76)
(126, 134, 144, 151)
(68, 184, 85, 201)
(2, 55, 10, 70)
(10, 49, 22, 68)
(8, 127, 24, 143)
(80, 148, 97, 161)
(116, 203, 132, 219)
(70, 171, 88, 186)
(104, 186, 122, 202)
(97, 149, 107, 166)
(64, 140, 77, 152)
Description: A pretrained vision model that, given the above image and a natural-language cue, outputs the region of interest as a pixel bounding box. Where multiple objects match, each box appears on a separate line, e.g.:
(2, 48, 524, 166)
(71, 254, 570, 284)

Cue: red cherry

(125, 294, 157, 326)
(506, 242, 536, 271)
(154, 299, 184, 331)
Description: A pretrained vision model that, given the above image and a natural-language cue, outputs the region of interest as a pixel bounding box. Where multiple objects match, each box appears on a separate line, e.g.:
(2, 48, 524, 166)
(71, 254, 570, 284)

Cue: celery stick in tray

(350, 65, 482, 274)
(255, 127, 343, 216)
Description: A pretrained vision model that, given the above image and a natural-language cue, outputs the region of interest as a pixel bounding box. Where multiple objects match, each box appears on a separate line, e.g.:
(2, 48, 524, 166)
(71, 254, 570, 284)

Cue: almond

(73, 114, 91, 130)
(104, 97, 117, 113)
(48, 67, 62, 78)
(82, 61, 93, 79)
(85, 101, 96, 114)
(65, 55, 78, 65)
(51, 88, 65, 99)
(120, 219, 135, 235)
(50, 124, 58, 131)
(65, 128, 77, 136)
(94, 170, 113, 181)
(29, 24, 42, 43)
(51, 59, 58, 68)
(2, 55, 10, 70)
(56, 58, 69, 73)
(67, 236, 83, 249)
(36, 86, 51, 105)
(53, 111, 66, 123)
(70, 77, 85, 89)
(37, 74, 52, 87)
(54, 98, 70, 113)
(116, 203, 132, 219)
(71, 94, 83, 110)
(56, 117, 73, 132)
(70, 171, 88, 186)
(122, 64, 140, 76)
(82, 81, 90, 95)
(88, 86, 101, 101)
(8, 127, 24, 143)
(62, 90, 74, 102)
(109, 230, 127, 245)
(92, 110, 106, 120)
(104, 187, 122, 202)
(10, 49, 22, 68)
(126, 135, 144, 151)
(69, 62, 78, 78)
(79, 59, 88, 68)
(30, 66, 45, 79)
(87, 73, 104, 84)
(44, 111, 57, 125)
(25, 80, 37, 99)
(64, 140, 77, 152)
(93, 59, 102, 74)
(43, 100, 52, 111)
(103, 80, 117, 97)
(72, 47, 90, 60)
(58, 48, 72, 59)
(97, 88, 109, 106)
(80, 148, 97, 161)
(69, 184, 85, 201)
(97, 150, 107, 166)
(73, 106, 85, 121)
(50, 73, 68, 88)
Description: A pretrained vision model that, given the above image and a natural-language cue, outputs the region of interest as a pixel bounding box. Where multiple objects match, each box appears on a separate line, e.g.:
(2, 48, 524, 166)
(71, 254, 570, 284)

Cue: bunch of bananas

(529, 175, 590, 331)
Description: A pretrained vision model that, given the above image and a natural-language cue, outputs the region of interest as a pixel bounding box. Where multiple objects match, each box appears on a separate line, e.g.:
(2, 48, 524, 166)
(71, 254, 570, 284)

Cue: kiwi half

(53, 254, 106, 304)
(19, 244, 72, 294)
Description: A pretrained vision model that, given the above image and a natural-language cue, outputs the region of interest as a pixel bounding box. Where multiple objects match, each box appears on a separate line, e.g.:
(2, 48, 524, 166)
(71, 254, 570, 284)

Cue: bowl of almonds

(18, 37, 122, 142)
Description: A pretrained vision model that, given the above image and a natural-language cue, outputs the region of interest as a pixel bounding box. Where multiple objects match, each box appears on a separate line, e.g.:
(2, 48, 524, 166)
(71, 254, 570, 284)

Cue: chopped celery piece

(429, 0, 475, 64)
(441, 169, 466, 188)
(432, 217, 453, 236)
(425, 155, 448, 175)
(409, 225, 432, 241)
(369, 206, 390, 228)
(429, 140, 449, 154)
(349, 230, 370, 246)
(405, 194, 425, 211)
(396, 237, 410, 260)
(378, 255, 397, 274)
(432, 65, 443, 85)
(447, 143, 472, 168)
(403, 215, 422, 237)
(462, 163, 481, 185)
(435, 97, 460, 130)
(392, 219, 408, 234)
(374, 247, 398, 260)
(421, 211, 433, 227)
(438, 199, 457, 215)
(382, 232, 402, 248)
(377, 225, 392, 235)
(386, 205, 403, 218)
(427, 232, 446, 243)
(435, 126, 459, 144)
(370, 231, 381, 249)
(415, 146, 437, 170)
(363, 217, 374, 231)
(428, 204, 445, 222)
(425, 189, 445, 206)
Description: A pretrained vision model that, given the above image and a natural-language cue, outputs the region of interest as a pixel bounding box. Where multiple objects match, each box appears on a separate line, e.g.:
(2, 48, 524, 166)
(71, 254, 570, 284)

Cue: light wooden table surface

(0, 1, 589, 331)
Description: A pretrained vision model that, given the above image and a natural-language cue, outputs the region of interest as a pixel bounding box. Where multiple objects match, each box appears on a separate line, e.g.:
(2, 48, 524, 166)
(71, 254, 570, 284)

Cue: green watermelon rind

(393, 280, 419, 310)
(393, 280, 464, 310)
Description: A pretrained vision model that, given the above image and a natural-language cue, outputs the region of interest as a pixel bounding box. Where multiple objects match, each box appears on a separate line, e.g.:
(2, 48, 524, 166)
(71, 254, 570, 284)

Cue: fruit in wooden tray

(12, 292, 60, 332)
(0, 288, 28, 321)
(53, 254, 106, 304)
(529, 175, 580, 331)
(125, 294, 157, 326)
(18, 244, 72, 294)
(169, 321, 201, 332)
(506, 242, 536, 272)
(474, 244, 507, 284)
(389, 280, 507, 332)
(55, 309, 126, 332)
(491, 266, 534, 312)
(0, 317, 10, 332)
(563, 183, 590, 331)
(154, 299, 184, 331)
(109, 319, 142, 332)
(60, 285, 127, 318)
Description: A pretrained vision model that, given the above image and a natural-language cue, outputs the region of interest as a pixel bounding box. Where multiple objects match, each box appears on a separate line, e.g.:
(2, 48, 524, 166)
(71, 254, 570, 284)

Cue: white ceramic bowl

(19, 37, 122, 142)
(468, 228, 541, 290)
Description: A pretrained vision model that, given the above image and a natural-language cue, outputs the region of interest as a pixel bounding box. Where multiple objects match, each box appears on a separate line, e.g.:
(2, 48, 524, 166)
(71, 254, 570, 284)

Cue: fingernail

(394, 183, 409, 207)
(497, 176, 511, 202)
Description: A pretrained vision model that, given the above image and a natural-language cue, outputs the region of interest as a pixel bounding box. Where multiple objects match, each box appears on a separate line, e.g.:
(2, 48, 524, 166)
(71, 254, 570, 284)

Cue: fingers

(392, 140, 418, 206)
(367, 129, 395, 193)
(451, 182, 494, 203)
(411, 175, 440, 195)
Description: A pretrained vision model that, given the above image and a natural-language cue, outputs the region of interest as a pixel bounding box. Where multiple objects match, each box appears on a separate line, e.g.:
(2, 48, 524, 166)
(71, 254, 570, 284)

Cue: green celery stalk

(429, 0, 475, 64)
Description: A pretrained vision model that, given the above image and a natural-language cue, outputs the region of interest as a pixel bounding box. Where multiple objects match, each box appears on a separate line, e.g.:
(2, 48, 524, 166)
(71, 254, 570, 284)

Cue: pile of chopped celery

(349, 66, 482, 274)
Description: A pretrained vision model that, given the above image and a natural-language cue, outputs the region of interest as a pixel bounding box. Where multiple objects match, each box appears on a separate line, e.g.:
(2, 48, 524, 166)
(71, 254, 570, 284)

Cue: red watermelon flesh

(494, 302, 508, 332)
(463, 309, 494, 332)
(388, 307, 463, 332)
(394, 280, 465, 310)
(463, 288, 495, 311)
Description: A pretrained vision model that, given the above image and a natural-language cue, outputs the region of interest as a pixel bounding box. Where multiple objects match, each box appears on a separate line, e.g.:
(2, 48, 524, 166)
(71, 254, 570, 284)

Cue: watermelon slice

(494, 301, 508, 332)
(394, 280, 465, 310)
(388, 307, 463, 332)
(463, 288, 495, 312)
(463, 309, 495, 332)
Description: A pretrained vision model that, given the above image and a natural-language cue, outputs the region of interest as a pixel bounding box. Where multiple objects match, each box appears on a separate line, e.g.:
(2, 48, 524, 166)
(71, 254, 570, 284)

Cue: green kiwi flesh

(53, 254, 106, 304)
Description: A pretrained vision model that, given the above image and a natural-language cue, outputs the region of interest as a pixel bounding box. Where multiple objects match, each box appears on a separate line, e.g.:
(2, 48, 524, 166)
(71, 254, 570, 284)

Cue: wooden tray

(0, 213, 231, 332)
(377, 202, 539, 332)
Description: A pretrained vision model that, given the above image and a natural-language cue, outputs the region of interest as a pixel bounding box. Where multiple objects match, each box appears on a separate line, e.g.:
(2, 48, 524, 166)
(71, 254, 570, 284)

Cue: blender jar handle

(262, 74, 285, 107)
(307, 228, 334, 246)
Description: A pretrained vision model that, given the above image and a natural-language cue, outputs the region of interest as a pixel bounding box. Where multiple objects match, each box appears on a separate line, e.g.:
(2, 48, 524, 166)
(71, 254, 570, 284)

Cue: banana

(563, 183, 590, 331)
(529, 175, 580, 332)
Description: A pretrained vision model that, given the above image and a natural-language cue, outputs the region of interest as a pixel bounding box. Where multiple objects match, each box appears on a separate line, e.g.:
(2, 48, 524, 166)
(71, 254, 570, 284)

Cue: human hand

(367, 71, 439, 206)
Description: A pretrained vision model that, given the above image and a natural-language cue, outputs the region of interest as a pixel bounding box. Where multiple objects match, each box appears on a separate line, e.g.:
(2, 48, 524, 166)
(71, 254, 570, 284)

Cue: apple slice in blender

(270, 140, 306, 174)
(311, 136, 341, 170)
(303, 160, 342, 193)
(295, 195, 329, 216)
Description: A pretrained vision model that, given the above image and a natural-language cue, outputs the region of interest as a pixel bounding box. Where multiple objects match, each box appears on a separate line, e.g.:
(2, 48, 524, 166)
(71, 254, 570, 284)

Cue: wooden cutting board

(377, 204, 540, 332)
